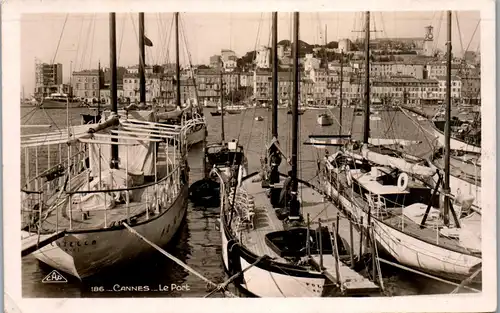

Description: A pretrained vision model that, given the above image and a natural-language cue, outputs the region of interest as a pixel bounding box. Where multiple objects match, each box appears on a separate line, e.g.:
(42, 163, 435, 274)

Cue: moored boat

(21, 12, 192, 280)
(216, 12, 381, 297)
(315, 11, 482, 283)
(190, 70, 248, 207)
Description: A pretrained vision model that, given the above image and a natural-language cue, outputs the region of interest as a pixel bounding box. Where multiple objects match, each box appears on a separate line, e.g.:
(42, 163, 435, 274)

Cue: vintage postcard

(3, 0, 496, 312)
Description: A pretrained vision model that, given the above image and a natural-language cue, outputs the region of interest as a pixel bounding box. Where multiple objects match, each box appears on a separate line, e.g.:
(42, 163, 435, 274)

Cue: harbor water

(21, 106, 472, 297)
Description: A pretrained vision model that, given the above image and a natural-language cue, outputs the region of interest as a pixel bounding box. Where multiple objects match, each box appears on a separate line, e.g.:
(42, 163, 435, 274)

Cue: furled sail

(360, 144, 436, 177)
(368, 138, 421, 147)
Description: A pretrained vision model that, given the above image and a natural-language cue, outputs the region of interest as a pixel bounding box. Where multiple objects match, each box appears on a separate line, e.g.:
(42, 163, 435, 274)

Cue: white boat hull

(239, 258, 324, 297)
(24, 185, 189, 279)
(321, 179, 481, 281)
(432, 125, 481, 154)
(219, 222, 324, 297)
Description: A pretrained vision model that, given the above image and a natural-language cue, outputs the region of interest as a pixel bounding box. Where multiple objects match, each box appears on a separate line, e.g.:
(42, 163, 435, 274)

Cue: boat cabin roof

(351, 167, 410, 196)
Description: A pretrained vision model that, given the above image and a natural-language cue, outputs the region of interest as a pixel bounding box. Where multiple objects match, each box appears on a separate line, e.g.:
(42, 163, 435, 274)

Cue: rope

(204, 254, 269, 298)
(73, 15, 85, 70)
(454, 12, 465, 58)
(88, 15, 97, 69)
(433, 12, 444, 54)
(117, 14, 126, 64)
(123, 222, 237, 297)
(450, 266, 481, 294)
(180, 16, 201, 107)
(50, 14, 69, 65)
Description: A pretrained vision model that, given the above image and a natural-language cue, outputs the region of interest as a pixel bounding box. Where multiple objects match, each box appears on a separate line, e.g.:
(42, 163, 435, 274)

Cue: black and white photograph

(3, 0, 496, 312)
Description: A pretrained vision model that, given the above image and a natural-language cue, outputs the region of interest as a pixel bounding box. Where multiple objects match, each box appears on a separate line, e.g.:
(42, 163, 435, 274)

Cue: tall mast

(220, 71, 225, 143)
(97, 60, 101, 114)
(175, 13, 181, 107)
(443, 10, 452, 226)
(271, 12, 278, 139)
(339, 50, 344, 136)
(69, 61, 73, 98)
(289, 12, 300, 220)
(139, 13, 146, 104)
(325, 24, 327, 47)
(109, 13, 119, 168)
(362, 11, 371, 144)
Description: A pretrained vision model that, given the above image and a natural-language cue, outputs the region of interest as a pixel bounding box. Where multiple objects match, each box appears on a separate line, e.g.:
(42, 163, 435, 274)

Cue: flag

(144, 35, 153, 47)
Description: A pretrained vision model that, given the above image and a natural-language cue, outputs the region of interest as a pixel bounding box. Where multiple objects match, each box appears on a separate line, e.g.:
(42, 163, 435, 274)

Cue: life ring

(397, 173, 409, 191)
(345, 165, 353, 187)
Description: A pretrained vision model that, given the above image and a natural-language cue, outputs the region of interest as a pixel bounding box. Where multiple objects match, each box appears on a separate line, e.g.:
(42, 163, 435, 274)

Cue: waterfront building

(72, 69, 104, 102)
(34, 61, 63, 98)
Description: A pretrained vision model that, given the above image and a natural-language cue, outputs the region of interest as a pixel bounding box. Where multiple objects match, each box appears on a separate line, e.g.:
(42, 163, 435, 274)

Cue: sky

(21, 11, 481, 95)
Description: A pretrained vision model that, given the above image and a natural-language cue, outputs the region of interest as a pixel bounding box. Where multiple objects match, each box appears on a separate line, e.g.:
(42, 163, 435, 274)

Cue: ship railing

(228, 187, 255, 231)
(21, 144, 88, 234)
(181, 116, 206, 134)
(65, 164, 182, 230)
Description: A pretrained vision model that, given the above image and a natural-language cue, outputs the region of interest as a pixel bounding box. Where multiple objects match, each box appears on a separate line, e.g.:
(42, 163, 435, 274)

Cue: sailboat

(21, 12, 190, 279)
(81, 13, 207, 148)
(316, 11, 481, 283)
(400, 107, 482, 209)
(189, 70, 247, 207)
(216, 12, 380, 297)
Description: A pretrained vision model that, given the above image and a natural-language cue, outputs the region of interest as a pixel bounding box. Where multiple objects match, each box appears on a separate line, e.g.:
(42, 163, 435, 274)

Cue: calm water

(21, 106, 467, 297)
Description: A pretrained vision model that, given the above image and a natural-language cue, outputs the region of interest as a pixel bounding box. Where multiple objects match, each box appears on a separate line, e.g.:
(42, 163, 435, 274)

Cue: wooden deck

(24, 143, 181, 233)
(310, 255, 379, 294)
(237, 177, 362, 261)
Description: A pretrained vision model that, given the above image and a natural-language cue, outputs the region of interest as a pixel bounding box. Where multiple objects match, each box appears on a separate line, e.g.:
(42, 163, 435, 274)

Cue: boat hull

(24, 185, 189, 279)
(220, 217, 325, 297)
(186, 125, 206, 146)
(320, 179, 481, 282)
(431, 122, 481, 154)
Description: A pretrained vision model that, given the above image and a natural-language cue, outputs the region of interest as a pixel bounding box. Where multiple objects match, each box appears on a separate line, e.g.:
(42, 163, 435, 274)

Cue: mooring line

(123, 223, 237, 298)
(204, 254, 269, 298)
(450, 267, 482, 294)
(378, 258, 480, 293)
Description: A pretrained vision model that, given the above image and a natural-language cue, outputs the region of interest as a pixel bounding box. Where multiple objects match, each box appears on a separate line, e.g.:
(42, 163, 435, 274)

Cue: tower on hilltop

(423, 25, 434, 57)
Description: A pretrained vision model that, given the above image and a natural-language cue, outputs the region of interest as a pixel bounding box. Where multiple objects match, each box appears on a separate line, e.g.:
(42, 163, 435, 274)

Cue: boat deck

(336, 171, 479, 255)
(237, 176, 361, 261)
(310, 255, 379, 294)
(25, 143, 181, 233)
